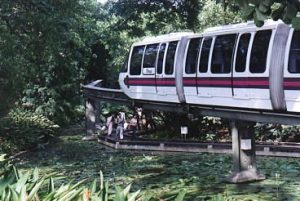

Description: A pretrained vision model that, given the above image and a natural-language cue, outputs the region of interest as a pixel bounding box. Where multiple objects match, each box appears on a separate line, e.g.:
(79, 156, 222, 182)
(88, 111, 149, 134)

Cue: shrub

(0, 108, 60, 154)
(0, 155, 186, 201)
(255, 124, 300, 142)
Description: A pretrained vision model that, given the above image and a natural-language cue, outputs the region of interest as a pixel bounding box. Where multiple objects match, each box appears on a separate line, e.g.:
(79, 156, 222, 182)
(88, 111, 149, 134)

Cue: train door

(126, 44, 160, 101)
(284, 29, 300, 112)
(155, 43, 166, 93)
(183, 37, 202, 103)
(197, 37, 212, 97)
(232, 33, 252, 100)
(127, 45, 145, 99)
(232, 30, 273, 109)
(248, 30, 273, 109)
(209, 34, 237, 102)
(141, 43, 159, 97)
(156, 41, 179, 102)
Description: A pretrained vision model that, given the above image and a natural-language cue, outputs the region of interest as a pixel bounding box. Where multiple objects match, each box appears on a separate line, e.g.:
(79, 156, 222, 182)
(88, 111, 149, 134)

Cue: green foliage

(0, 108, 60, 154)
(109, 0, 202, 33)
(255, 124, 300, 142)
(198, 0, 243, 31)
(0, 0, 98, 124)
(155, 113, 228, 141)
(236, 0, 300, 29)
(16, 130, 300, 200)
(0, 157, 171, 201)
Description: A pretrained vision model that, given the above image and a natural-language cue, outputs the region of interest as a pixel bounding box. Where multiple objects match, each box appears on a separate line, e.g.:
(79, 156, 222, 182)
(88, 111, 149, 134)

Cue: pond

(15, 130, 300, 200)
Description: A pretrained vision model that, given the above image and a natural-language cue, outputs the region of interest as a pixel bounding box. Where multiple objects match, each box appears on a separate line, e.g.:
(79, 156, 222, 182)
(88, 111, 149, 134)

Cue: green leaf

(100, 170, 104, 190)
(128, 190, 140, 201)
(114, 185, 125, 201)
(32, 167, 39, 183)
(292, 17, 300, 30)
(249, 0, 260, 5)
(0, 171, 16, 195)
(19, 185, 27, 201)
(262, 0, 274, 7)
(236, 0, 248, 7)
(103, 181, 109, 201)
(2, 189, 11, 201)
(0, 154, 6, 162)
(15, 172, 29, 193)
(285, 2, 298, 21)
(69, 179, 87, 191)
(9, 186, 19, 201)
(90, 179, 97, 194)
(272, 5, 284, 21)
(255, 8, 268, 21)
(28, 179, 44, 200)
(122, 183, 132, 197)
(241, 5, 255, 19)
(13, 166, 20, 180)
(174, 189, 186, 201)
(258, 3, 269, 13)
(57, 188, 83, 201)
(48, 177, 55, 193)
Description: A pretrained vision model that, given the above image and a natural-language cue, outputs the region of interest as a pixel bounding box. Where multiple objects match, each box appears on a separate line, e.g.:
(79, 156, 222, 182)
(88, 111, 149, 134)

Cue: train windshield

(120, 51, 130, 72)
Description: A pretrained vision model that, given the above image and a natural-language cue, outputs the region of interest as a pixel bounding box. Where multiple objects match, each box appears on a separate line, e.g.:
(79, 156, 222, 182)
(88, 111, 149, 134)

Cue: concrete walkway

(97, 134, 300, 158)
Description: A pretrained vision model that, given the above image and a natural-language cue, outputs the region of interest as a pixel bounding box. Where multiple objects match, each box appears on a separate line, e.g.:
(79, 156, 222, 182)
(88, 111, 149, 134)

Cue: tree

(236, 0, 300, 29)
(110, 0, 202, 33)
(0, 0, 99, 123)
(198, 0, 243, 31)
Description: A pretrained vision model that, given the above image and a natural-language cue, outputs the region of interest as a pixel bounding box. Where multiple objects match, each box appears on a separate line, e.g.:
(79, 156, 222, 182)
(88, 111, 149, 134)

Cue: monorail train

(119, 20, 300, 113)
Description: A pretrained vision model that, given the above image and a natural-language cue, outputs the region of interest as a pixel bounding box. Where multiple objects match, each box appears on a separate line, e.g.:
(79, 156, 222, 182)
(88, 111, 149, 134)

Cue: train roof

(131, 20, 288, 47)
(203, 20, 286, 35)
(132, 32, 195, 46)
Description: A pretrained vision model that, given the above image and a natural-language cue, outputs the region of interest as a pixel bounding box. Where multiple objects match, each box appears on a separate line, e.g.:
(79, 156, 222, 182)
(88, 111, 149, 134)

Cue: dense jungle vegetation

(1, 0, 300, 200)
(1, 0, 300, 153)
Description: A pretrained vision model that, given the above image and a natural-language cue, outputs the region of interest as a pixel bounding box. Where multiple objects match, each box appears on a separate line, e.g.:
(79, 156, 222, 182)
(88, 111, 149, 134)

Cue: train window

(157, 43, 166, 74)
(165, 41, 178, 75)
(235, 33, 251, 73)
(185, 38, 202, 74)
(288, 30, 300, 73)
(120, 51, 130, 72)
(143, 44, 159, 68)
(211, 34, 237, 74)
(130, 46, 145, 75)
(199, 38, 212, 73)
(250, 30, 272, 73)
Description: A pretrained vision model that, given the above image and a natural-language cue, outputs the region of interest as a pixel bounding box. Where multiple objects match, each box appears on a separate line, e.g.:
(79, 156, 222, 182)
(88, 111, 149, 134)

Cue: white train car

(119, 20, 300, 113)
(119, 32, 195, 103)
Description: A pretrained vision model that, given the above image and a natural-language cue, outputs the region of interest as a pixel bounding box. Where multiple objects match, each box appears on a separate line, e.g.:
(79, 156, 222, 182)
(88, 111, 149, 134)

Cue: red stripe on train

(233, 80, 269, 86)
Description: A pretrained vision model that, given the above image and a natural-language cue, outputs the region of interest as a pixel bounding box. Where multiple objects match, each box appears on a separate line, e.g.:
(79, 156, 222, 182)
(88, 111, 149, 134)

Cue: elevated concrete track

(82, 80, 300, 183)
(83, 80, 300, 125)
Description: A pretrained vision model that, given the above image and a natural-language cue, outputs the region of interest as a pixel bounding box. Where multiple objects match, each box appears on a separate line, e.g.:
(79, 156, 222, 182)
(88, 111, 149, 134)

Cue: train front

(118, 50, 132, 98)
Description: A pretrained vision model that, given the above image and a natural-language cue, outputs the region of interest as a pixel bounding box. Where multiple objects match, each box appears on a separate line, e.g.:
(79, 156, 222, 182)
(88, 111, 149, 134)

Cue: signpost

(181, 126, 188, 140)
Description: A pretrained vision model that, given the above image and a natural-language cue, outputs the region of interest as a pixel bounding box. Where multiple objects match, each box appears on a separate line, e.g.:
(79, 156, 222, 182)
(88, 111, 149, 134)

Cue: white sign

(241, 139, 252, 150)
(181, 126, 188, 135)
(143, 67, 155, 75)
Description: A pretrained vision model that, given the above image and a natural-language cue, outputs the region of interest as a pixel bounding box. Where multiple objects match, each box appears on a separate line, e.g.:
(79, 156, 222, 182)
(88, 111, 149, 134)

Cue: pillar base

(226, 169, 265, 183)
(82, 134, 98, 141)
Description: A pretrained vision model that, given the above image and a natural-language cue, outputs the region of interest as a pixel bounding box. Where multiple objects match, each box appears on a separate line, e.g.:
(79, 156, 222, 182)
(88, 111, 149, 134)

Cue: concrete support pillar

(227, 121, 265, 183)
(95, 100, 101, 130)
(85, 98, 101, 135)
